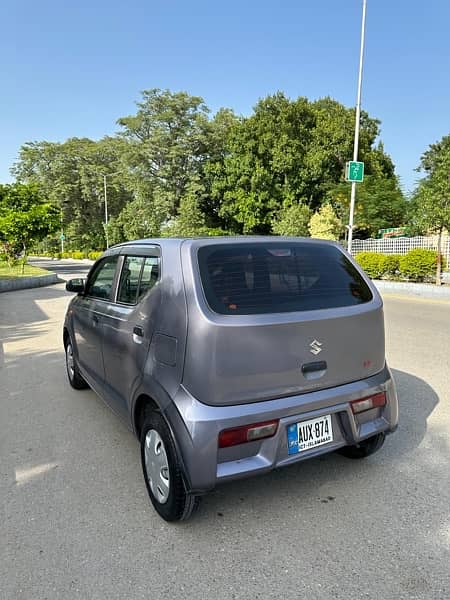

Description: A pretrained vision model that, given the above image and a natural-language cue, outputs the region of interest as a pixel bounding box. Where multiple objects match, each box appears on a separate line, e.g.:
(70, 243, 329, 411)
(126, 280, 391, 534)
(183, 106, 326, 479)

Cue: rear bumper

(169, 365, 398, 494)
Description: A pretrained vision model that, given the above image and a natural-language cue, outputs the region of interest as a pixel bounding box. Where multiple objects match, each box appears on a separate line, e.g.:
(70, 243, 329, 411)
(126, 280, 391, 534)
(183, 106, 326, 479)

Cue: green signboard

(346, 161, 364, 182)
(377, 227, 406, 239)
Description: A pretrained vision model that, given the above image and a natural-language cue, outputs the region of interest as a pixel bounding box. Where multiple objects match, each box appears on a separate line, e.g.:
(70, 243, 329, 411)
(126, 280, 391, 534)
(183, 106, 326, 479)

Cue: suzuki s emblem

(310, 339, 323, 355)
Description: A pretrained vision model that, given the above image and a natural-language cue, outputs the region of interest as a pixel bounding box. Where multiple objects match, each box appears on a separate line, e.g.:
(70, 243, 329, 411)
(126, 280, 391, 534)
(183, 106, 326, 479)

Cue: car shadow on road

(4, 346, 449, 595)
(3, 344, 442, 526)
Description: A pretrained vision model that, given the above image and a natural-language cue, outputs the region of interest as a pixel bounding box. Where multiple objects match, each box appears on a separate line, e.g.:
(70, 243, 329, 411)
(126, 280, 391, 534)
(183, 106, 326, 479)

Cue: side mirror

(66, 278, 85, 293)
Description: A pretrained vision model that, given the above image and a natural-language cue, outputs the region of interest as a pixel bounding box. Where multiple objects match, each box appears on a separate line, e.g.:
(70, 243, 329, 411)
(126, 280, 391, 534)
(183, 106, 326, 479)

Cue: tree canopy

(13, 137, 132, 249)
(11, 88, 403, 249)
(408, 133, 450, 282)
(328, 175, 407, 238)
(0, 183, 59, 266)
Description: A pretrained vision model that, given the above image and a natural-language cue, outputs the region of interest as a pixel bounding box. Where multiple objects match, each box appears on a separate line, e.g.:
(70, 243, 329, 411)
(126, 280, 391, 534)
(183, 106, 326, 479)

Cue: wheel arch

(132, 390, 197, 493)
(133, 394, 159, 439)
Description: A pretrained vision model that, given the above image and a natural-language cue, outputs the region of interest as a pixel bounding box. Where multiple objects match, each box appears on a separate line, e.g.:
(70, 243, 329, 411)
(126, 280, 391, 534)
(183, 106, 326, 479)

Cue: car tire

(140, 410, 199, 522)
(65, 338, 89, 390)
(338, 432, 385, 459)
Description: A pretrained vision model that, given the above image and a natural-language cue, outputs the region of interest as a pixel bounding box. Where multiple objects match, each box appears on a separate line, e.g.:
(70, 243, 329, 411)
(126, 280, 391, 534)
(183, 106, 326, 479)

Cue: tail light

(351, 392, 386, 414)
(218, 420, 279, 448)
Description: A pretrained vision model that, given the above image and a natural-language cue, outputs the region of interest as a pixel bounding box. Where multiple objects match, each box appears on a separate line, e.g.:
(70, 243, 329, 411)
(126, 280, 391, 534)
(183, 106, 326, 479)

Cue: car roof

(109, 236, 341, 251)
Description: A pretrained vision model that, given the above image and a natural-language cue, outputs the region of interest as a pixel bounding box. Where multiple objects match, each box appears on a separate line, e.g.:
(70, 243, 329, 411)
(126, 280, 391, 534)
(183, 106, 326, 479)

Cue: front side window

(85, 256, 119, 300)
(117, 256, 160, 305)
(198, 243, 373, 315)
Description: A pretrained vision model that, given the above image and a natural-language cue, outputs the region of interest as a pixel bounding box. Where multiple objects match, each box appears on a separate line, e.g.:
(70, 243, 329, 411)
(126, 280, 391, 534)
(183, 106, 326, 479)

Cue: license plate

(287, 414, 333, 455)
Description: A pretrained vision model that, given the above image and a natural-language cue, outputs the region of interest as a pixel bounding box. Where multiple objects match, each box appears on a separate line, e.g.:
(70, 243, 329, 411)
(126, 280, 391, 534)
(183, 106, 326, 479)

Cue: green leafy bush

(381, 254, 401, 278)
(33, 248, 104, 260)
(355, 252, 386, 279)
(356, 250, 447, 281)
(399, 249, 445, 281)
(88, 251, 102, 260)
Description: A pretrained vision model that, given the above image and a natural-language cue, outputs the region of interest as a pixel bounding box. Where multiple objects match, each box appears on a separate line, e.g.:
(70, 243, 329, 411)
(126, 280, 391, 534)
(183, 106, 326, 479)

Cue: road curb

(29, 256, 95, 265)
(0, 273, 59, 293)
(374, 279, 450, 300)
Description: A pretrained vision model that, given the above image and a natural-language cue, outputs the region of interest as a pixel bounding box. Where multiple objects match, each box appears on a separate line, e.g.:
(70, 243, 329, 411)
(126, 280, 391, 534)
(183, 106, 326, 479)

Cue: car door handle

(301, 361, 327, 374)
(92, 314, 100, 325)
(133, 325, 144, 344)
(301, 361, 327, 380)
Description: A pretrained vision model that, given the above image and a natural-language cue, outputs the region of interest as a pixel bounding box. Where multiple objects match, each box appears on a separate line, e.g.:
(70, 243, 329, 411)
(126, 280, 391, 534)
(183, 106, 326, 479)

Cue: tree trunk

(436, 227, 443, 285)
(21, 242, 27, 275)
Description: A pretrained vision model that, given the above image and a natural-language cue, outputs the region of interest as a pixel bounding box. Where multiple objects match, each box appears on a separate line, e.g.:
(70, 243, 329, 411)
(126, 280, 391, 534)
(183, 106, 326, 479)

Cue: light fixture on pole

(347, 0, 367, 254)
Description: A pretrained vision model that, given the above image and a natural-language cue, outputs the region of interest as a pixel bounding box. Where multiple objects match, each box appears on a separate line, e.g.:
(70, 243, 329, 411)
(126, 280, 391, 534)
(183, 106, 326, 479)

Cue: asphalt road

(1, 259, 449, 600)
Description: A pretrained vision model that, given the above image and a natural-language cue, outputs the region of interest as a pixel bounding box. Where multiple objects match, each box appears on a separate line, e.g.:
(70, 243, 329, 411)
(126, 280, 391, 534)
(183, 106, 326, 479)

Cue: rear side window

(117, 256, 144, 304)
(198, 243, 373, 315)
(137, 257, 159, 302)
(117, 256, 160, 305)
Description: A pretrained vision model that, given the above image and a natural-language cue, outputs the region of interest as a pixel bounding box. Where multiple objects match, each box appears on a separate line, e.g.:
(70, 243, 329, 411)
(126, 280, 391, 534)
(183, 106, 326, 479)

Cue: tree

(163, 196, 206, 237)
(13, 91, 236, 244)
(11, 88, 400, 245)
(409, 134, 450, 284)
(328, 176, 407, 238)
(200, 108, 240, 231)
(308, 203, 342, 240)
(106, 191, 169, 245)
(161, 177, 229, 238)
(218, 93, 315, 233)
(117, 89, 211, 219)
(12, 137, 132, 250)
(217, 93, 396, 233)
(305, 99, 394, 203)
(0, 184, 59, 270)
(271, 202, 312, 236)
(418, 134, 450, 174)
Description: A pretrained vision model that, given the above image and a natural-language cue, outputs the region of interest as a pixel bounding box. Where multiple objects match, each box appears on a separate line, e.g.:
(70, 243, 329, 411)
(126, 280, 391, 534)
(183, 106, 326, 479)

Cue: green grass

(0, 260, 50, 279)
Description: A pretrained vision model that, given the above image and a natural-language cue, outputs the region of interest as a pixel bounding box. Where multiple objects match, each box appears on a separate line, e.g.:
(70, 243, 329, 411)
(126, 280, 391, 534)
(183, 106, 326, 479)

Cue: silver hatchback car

(64, 237, 398, 521)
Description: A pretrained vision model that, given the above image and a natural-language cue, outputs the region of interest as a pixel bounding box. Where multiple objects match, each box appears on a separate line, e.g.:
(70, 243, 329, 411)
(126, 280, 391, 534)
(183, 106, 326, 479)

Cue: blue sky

(2, 0, 450, 194)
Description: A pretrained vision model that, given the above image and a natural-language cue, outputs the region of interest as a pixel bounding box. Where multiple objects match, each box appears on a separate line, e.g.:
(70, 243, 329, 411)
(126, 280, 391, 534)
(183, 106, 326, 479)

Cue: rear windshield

(197, 242, 373, 315)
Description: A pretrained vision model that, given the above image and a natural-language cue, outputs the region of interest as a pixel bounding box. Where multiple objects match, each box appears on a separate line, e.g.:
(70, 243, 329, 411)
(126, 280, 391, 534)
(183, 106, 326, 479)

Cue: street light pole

(60, 209, 64, 254)
(103, 174, 109, 249)
(347, 0, 367, 254)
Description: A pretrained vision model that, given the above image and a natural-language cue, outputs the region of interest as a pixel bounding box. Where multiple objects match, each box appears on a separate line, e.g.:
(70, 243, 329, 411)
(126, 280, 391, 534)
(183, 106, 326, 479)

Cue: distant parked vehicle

(64, 237, 398, 521)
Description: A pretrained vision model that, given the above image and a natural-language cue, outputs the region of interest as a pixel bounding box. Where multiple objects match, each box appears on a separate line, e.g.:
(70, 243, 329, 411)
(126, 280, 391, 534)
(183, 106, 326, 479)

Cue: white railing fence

(350, 236, 450, 265)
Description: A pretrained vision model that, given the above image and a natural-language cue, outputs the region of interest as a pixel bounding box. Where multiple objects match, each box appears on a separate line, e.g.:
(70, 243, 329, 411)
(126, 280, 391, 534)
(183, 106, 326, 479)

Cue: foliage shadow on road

(0, 285, 72, 343)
